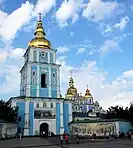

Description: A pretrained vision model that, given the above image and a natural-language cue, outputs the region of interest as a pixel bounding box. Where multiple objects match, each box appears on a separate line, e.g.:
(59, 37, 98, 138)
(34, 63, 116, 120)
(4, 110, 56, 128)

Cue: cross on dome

(38, 12, 42, 21)
(69, 70, 72, 77)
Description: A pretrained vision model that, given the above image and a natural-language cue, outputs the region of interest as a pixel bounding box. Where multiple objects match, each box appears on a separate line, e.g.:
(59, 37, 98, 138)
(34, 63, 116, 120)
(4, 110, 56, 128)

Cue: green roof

(69, 118, 130, 124)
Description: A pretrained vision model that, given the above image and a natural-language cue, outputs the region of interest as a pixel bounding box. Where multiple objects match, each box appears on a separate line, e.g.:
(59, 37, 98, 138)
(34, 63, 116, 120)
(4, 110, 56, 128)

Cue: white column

(11, 100, 17, 107)
(32, 102, 35, 135)
(60, 101, 64, 134)
(115, 122, 120, 136)
(26, 65, 31, 96)
(37, 50, 40, 62)
(29, 48, 34, 61)
(48, 66, 51, 97)
(69, 102, 72, 122)
(57, 68, 60, 98)
(48, 52, 50, 63)
(53, 51, 56, 63)
(37, 65, 40, 97)
(24, 101, 30, 136)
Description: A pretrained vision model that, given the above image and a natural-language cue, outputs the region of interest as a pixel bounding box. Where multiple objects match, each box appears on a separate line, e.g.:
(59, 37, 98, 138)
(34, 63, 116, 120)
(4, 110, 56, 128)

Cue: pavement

(0, 137, 133, 148)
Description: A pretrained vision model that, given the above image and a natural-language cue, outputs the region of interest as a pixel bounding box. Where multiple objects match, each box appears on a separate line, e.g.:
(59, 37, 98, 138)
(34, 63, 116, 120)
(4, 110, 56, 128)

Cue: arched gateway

(40, 123, 49, 136)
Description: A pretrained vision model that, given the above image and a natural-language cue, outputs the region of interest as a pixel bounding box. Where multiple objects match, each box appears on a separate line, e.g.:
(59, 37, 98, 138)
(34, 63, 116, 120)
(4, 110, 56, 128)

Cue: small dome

(84, 88, 92, 98)
(66, 76, 77, 97)
(67, 86, 77, 96)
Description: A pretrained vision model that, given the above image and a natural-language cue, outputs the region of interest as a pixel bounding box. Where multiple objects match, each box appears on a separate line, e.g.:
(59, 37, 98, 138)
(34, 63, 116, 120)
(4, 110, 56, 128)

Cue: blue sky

(0, 0, 133, 109)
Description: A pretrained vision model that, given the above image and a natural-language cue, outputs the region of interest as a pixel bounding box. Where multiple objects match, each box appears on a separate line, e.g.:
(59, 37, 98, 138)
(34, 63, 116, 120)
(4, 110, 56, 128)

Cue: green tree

(105, 105, 129, 121)
(0, 100, 18, 123)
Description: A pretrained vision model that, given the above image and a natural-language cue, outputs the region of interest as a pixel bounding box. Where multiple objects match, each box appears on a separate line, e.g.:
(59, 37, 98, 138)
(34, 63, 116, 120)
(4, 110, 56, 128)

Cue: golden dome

(66, 77, 77, 97)
(84, 88, 92, 98)
(67, 86, 77, 96)
(29, 37, 51, 49)
(28, 14, 51, 49)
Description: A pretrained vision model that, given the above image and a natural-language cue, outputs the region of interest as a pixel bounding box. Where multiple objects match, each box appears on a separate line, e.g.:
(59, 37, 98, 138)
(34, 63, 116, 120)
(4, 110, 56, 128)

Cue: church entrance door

(40, 123, 49, 137)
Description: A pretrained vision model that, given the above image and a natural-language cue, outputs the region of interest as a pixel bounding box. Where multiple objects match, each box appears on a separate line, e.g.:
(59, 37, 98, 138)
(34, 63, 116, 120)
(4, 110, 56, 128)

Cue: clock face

(40, 52, 46, 58)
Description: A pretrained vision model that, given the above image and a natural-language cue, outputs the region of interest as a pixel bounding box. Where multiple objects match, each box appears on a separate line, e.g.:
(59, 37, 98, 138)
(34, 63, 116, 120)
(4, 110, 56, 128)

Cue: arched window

(50, 103, 53, 108)
(52, 72, 55, 77)
(43, 102, 47, 108)
(36, 102, 39, 108)
(41, 74, 46, 88)
(32, 70, 36, 76)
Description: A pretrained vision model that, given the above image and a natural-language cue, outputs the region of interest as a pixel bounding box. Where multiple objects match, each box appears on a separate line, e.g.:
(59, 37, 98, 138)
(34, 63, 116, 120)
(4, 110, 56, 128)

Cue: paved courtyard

(0, 137, 133, 148)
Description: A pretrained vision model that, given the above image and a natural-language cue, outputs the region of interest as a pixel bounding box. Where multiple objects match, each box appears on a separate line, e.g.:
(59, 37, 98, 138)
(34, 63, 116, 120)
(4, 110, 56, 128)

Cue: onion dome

(84, 88, 92, 98)
(28, 13, 51, 49)
(66, 77, 77, 97)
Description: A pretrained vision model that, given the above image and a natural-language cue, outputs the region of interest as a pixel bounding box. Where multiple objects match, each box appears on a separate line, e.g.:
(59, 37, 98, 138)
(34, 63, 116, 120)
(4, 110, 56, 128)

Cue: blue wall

(31, 66, 37, 97)
(51, 89, 57, 98)
(17, 102, 25, 133)
(40, 88, 48, 97)
(29, 102, 34, 136)
(56, 103, 60, 134)
(118, 121, 132, 133)
(63, 103, 69, 133)
(51, 68, 57, 98)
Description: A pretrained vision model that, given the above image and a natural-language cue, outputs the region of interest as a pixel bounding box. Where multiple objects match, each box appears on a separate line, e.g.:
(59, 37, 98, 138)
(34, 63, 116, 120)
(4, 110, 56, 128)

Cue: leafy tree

(0, 100, 18, 123)
(105, 103, 133, 125)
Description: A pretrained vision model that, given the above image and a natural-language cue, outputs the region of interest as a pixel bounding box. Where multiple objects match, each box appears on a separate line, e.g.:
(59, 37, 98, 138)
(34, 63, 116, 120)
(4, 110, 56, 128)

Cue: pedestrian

(76, 132, 79, 144)
(63, 132, 66, 139)
(92, 133, 95, 142)
(60, 134, 63, 146)
(19, 132, 22, 140)
(65, 134, 69, 144)
(109, 132, 112, 141)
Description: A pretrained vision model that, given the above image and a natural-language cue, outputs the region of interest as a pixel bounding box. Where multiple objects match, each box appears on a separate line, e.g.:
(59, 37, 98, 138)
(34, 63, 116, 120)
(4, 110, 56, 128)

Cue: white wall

(34, 119, 56, 135)
(1, 123, 17, 138)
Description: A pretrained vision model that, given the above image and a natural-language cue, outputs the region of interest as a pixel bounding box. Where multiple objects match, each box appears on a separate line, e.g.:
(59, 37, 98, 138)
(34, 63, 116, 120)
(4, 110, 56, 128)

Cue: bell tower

(20, 14, 61, 98)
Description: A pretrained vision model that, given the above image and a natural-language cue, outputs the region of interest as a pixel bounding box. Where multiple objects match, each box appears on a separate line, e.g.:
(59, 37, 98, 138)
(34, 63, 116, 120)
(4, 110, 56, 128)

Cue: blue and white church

(9, 14, 72, 136)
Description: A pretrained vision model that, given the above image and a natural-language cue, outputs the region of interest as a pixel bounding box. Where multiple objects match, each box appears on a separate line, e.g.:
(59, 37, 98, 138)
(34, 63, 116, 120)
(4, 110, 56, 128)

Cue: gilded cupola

(84, 85, 93, 98)
(66, 77, 77, 97)
(28, 13, 51, 49)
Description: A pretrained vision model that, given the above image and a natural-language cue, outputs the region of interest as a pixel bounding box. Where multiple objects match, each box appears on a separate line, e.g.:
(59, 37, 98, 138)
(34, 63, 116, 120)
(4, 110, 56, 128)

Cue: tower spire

(38, 12, 42, 21)
(28, 12, 51, 49)
(86, 85, 88, 89)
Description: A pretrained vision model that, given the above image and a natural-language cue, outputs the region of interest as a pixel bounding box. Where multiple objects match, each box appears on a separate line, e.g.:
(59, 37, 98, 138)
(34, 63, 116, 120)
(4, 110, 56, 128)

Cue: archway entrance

(40, 123, 49, 137)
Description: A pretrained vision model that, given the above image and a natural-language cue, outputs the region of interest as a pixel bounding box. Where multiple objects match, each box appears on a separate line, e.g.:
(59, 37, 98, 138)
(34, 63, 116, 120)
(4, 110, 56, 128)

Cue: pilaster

(57, 68, 60, 98)
(48, 66, 51, 97)
(24, 101, 30, 136)
(68, 102, 72, 122)
(37, 65, 40, 97)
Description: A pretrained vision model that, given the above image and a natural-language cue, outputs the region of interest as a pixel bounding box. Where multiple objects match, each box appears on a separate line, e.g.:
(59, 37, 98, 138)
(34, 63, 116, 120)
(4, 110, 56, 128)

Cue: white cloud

(9, 48, 25, 60)
(0, 1, 34, 41)
(57, 47, 70, 53)
(99, 40, 120, 56)
(33, 0, 56, 16)
(0, 65, 20, 95)
(77, 47, 86, 55)
(114, 16, 130, 31)
(59, 59, 133, 109)
(0, 0, 56, 41)
(0, 48, 25, 97)
(0, 50, 8, 63)
(82, 0, 120, 22)
(55, 0, 83, 27)
(98, 16, 130, 37)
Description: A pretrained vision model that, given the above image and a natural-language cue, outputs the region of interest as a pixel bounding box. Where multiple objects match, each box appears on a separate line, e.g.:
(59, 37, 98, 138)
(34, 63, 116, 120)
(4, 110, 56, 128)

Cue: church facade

(9, 15, 72, 136)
